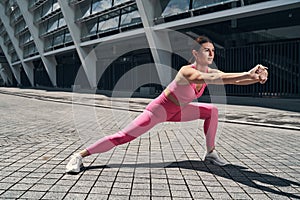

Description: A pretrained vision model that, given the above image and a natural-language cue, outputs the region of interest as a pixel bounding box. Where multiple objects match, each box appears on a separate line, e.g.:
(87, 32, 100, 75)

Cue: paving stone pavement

(0, 88, 299, 200)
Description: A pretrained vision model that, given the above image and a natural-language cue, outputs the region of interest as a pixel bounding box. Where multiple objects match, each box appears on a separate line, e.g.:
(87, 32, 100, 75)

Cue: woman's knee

(200, 104, 218, 119)
(210, 105, 218, 116)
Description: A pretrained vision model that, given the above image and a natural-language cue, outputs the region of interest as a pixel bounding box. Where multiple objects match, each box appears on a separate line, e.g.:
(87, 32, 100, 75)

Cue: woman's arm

(207, 68, 260, 85)
(234, 79, 260, 85)
(179, 65, 259, 85)
(207, 68, 224, 73)
(235, 65, 268, 85)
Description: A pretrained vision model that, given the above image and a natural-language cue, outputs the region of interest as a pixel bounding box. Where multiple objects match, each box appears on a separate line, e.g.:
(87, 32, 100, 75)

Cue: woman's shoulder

(179, 64, 195, 72)
(175, 65, 197, 84)
(180, 64, 194, 69)
(178, 64, 198, 76)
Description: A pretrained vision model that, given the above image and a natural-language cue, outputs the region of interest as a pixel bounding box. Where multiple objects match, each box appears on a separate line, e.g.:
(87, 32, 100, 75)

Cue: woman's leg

(85, 102, 168, 155)
(168, 103, 218, 152)
(66, 103, 168, 173)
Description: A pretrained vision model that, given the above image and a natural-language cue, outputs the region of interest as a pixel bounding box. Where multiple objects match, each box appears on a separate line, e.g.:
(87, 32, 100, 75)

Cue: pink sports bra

(167, 65, 207, 104)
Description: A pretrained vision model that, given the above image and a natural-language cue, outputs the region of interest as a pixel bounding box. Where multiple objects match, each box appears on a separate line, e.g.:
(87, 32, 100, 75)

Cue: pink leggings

(86, 93, 218, 155)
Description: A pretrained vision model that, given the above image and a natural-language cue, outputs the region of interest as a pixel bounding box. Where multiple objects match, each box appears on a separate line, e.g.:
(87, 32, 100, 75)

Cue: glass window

(4, 33, 8, 40)
(15, 26, 21, 35)
(8, 43, 14, 52)
(19, 36, 23, 46)
(120, 10, 141, 27)
(84, 18, 99, 36)
(3, 34, 9, 43)
(80, 1, 92, 18)
(98, 15, 119, 32)
(52, 1, 60, 12)
(193, 0, 225, 9)
(24, 46, 29, 57)
(64, 31, 73, 43)
(47, 16, 59, 32)
(29, 34, 33, 43)
(11, 8, 21, 22)
(11, 52, 19, 62)
(20, 32, 32, 45)
(161, 0, 190, 17)
(0, 24, 5, 34)
(28, 45, 35, 56)
(34, 7, 42, 21)
(29, 0, 36, 8)
(31, 44, 37, 54)
(45, 37, 53, 50)
(113, 0, 131, 6)
(58, 16, 66, 28)
(41, 1, 52, 18)
(53, 31, 64, 46)
(91, 0, 101, 14)
(24, 43, 37, 58)
(15, 20, 26, 34)
(91, 0, 112, 14)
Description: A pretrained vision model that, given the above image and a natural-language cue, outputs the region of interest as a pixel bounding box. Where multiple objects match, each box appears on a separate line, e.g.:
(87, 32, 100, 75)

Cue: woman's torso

(164, 65, 207, 106)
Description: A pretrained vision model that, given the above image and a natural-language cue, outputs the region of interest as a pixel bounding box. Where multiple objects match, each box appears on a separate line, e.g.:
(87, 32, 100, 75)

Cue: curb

(1, 89, 299, 131)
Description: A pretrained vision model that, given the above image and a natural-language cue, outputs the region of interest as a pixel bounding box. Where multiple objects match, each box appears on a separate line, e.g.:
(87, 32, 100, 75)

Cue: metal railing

(155, 0, 272, 24)
(215, 40, 300, 97)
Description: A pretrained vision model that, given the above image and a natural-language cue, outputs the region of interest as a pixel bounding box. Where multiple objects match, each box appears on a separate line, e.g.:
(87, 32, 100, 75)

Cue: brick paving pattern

(0, 90, 299, 200)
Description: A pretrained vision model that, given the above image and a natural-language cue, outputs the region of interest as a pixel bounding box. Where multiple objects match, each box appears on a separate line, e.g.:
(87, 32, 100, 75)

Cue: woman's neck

(192, 62, 207, 72)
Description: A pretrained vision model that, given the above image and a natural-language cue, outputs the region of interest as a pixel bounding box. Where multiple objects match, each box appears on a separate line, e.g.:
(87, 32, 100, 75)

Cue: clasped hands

(249, 64, 268, 84)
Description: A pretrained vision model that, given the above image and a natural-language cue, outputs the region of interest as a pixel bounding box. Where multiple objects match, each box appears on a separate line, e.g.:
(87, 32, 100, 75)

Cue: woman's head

(190, 36, 215, 66)
(193, 36, 213, 47)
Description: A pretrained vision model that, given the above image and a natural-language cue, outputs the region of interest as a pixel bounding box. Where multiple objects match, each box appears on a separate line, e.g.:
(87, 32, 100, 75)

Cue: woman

(66, 36, 268, 173)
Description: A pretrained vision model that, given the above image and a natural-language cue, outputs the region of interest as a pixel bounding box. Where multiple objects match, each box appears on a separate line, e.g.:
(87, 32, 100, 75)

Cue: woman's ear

(192, 49, 198, 58)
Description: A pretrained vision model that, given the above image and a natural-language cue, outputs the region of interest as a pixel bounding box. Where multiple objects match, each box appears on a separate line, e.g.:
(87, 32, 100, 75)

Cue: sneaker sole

(205, 157, 228, 166)
(65, 164, 84, 174)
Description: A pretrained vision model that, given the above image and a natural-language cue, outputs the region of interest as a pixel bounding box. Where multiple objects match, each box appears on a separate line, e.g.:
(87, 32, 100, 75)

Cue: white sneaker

(204, 150, 228, 166)
(66, 153, 84, 173)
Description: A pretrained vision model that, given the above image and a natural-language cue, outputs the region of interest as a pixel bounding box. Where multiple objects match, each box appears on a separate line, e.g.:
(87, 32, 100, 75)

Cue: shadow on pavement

(172, 161, 300, 199)
(84, 160, 300, 199)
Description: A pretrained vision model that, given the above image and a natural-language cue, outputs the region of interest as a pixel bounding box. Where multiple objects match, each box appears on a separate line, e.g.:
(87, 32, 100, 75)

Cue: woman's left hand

(248, 65, 262, 80)
(256, 64, 268, 84)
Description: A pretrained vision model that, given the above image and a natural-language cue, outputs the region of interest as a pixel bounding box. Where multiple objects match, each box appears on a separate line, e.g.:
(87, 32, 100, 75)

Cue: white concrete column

(0, 2, 34, 86)
(22, 62, 34, 86)
(0, 35, 21, 84)
(136, 0, 173, 87)
(16, 0, 57, 87)
(0, 63, 9, 85)
(1, 63, 14, 85)
(0, 68, 6, 85)
(58, 0, 97, 89)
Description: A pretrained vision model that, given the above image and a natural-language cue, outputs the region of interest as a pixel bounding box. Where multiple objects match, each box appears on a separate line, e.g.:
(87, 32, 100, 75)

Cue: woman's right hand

(258, 65, 269, 84)
(249, 64, 268, 84)
(256, 64, 268, 84)
(248, 65, 261, 81)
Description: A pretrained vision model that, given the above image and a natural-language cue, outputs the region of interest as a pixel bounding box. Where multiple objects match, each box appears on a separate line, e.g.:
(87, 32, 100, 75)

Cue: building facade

(0, 0, 299, 97)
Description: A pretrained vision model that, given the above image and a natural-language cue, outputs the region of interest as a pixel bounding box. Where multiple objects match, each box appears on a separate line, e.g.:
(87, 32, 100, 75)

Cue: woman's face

(193, 42, 215, 66)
